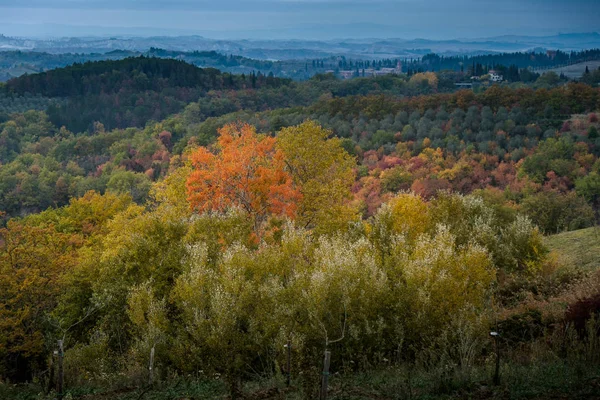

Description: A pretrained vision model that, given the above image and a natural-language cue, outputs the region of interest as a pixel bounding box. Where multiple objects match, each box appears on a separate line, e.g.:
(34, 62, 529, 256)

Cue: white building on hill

(489, 70, 503, 82)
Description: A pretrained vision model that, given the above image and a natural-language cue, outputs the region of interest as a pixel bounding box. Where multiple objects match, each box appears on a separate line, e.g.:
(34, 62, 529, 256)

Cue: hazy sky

(0, 0, 598, 39)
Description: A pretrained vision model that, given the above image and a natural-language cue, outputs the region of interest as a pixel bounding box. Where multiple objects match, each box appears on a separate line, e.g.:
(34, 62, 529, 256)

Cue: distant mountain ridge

(1, 32, 599, 61)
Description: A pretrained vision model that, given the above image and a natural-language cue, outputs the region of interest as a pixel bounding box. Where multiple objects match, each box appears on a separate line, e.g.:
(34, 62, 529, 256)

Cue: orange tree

(186, 123, 301, 233)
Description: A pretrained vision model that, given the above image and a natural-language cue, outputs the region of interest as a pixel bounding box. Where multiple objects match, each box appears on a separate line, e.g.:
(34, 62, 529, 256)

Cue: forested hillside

(418, 48, 600, 71)
(2, 75, 599, 230)
(0, 49, 279, 82)
(1, 57, 290, 132)
(1, 58, 600, 399)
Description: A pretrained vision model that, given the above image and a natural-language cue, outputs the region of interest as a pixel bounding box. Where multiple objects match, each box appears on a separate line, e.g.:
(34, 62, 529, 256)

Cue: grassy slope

(544, 226, 600, 272)
(546, 60, 600, 79)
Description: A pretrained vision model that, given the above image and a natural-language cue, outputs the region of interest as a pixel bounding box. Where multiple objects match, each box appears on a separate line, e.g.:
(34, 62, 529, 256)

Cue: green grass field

(543, 60, 600, 79)
(544, 226, 600, 272)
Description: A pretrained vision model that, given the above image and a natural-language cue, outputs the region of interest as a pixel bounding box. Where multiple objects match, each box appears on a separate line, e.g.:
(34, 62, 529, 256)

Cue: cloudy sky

(0, 0, 598, 39)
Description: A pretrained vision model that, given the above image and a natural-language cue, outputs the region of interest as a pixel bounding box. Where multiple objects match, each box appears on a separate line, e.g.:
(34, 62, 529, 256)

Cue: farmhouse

(489, 70, 503, 82)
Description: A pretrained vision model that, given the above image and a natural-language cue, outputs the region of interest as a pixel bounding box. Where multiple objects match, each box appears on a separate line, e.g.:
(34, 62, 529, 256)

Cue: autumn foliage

(187, 123, 300, 225)
(1, 73, 600, 394)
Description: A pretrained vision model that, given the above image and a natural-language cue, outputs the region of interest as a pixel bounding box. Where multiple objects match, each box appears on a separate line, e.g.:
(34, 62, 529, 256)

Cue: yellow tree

(278, 121, 358, 234)
(187, 123, 300, 233)
(0, 222, 80, 379)
(0, 191, 132, 380)
(387, 192, 431, 243)
(409, 72, 439, 90)
(151, 160, 192, 218)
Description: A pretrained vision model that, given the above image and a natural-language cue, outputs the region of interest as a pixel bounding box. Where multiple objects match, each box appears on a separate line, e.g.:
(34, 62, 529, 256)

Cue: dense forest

(1, 57, 290, 132)
(1, 57, 600, 399)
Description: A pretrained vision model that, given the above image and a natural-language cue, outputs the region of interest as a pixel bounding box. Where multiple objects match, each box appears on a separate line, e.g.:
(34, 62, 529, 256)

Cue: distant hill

(2, 57, 290, 132)
(476, 32, 600, 50)
(0, 49, 306, 83)
(2, 32, 600, 61)
(4, 56, 235, 97)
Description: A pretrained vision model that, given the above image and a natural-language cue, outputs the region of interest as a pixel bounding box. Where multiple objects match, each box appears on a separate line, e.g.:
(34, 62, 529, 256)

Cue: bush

(566, 293, 600, 336)
(521, 191, 595, 234)
(498, 310, 546, 346)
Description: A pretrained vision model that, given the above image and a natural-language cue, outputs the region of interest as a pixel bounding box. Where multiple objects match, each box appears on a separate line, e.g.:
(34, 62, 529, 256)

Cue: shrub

(498, 310, 546, 346)
(566, 293, 600, 336)
(521, 191, 595, 234)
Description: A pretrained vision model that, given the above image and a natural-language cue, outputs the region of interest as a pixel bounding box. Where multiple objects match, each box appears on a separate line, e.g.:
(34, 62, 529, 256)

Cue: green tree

(107, 170, 152, 204)
(521, 191, 595, 233)
(278, 121, 358, 234)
